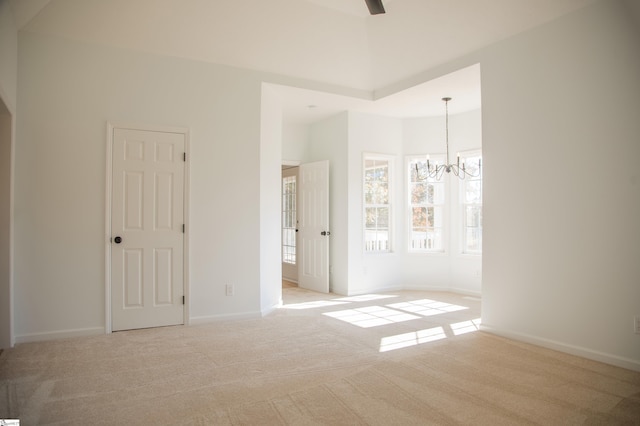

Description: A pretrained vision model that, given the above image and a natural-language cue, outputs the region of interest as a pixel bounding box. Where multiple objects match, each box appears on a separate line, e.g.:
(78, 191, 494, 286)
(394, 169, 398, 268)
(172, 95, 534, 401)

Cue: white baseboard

(15, 326, 105, 344)
(190, 310, 262, 325)
(480, 324, 640, 372)
(346, 285, 477, 297)
(448, 286, 482, 297)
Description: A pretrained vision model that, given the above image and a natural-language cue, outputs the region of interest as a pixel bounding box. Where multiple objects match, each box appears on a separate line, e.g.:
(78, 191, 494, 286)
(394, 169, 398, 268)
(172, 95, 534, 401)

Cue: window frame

(363, 153, 394, 254)
(459, 149, 483, 255)
(406, 154, 448, 254)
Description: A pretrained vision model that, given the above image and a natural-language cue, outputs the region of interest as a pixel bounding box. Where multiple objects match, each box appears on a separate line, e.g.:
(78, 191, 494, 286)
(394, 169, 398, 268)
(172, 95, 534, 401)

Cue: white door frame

(0, 88, 15, 349)
(105, 122, 190, 334)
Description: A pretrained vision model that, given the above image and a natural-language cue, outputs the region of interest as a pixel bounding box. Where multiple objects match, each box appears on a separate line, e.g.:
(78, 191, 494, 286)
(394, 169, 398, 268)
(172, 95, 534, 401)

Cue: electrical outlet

(226, 284, 234, 296)
(635, 316, 640, 335)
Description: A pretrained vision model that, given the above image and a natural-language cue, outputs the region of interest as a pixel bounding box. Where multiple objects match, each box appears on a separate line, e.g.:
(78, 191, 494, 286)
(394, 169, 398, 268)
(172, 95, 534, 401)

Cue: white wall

(480, 0, 640, 370)
(0, 0, 17, 111)
(15, 32, 266, 339)
(260, 84, 283, 313)
(308, 113, 349, 294)
(282, 123, 310, 164)
(347, 112, 404, 295)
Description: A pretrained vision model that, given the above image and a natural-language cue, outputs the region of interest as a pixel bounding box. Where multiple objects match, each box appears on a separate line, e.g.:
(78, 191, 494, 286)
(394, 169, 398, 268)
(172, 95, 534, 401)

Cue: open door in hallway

(298, 160, 329, 293)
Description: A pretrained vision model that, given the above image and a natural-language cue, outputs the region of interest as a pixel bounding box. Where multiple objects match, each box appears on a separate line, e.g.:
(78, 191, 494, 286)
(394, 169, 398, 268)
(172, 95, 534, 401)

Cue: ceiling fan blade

(365, 0, 385, 15)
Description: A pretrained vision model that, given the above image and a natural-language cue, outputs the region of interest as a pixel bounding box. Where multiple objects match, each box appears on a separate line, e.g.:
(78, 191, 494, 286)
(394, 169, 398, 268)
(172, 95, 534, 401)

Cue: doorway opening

(280, 161, 330, 294)
(0, 95, 13, 349)
(281, 164, 298, 288)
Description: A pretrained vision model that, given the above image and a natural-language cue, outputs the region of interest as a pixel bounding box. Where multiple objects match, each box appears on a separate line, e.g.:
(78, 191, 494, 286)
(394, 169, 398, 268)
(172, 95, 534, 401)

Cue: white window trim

(458, 149, 482, 256)
(405, 154, 449, 254)
(363, 152, 395, 254)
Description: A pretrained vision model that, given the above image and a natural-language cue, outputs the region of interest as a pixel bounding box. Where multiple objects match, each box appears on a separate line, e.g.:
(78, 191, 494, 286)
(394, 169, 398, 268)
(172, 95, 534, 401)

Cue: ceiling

(268, 62, 482, 125)
(9, 0, 599, 125)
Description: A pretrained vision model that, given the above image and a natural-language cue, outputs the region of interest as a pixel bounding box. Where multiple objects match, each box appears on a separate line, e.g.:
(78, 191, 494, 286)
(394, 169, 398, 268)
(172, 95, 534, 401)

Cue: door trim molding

(105, 122, 190, 334)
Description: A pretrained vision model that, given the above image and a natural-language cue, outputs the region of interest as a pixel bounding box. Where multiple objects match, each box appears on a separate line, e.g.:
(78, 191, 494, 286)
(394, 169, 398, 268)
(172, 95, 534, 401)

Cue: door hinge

(183, 152, 186, 162)
(182, 296, 185, 305)
(182, 224, 185, 233)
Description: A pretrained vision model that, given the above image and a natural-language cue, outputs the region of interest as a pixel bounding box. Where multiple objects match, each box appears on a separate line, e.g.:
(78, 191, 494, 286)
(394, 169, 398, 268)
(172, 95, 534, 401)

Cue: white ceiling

(9, 0, 599, 125)
(269, 62, 482, 125)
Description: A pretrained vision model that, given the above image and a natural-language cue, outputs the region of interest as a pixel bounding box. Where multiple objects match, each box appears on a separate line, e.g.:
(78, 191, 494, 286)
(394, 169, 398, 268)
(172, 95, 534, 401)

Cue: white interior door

(298, 160, 329, 293)
(111, 128, 185, 331)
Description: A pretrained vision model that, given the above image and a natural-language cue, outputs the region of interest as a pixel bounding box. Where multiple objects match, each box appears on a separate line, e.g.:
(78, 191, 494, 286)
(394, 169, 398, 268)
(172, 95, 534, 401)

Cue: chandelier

(418, 97, 481, 181)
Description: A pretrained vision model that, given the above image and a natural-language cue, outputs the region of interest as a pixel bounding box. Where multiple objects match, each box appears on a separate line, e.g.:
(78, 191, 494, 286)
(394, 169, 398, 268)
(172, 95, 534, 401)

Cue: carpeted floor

(1, 287, 639, 425)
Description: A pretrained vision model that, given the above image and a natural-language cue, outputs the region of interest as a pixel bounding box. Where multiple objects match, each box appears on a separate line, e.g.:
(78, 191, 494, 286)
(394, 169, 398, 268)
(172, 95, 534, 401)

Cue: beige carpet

(1, 288, 639, 425)
(282, 280, 297, 289)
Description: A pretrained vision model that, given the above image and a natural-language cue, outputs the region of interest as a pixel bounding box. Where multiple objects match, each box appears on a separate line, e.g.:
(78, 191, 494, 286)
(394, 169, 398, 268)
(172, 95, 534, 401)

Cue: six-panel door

(111, 128, 185, 331)
(298, 160, 329, 293)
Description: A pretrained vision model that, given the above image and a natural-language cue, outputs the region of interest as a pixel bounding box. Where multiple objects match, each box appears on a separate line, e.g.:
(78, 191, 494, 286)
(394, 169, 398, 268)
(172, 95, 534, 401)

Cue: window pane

(411, 160, 427, 182)
(411, 182, 427, 204)
(366, 230, 389, 252)
(364, 186, 373, 204)
(426, 183, 436, 203)
(432, 182, 445, 204)
(463, 156, 481, 176)
(365, 207, 376, 229)
(378, 207, 389, 228)
(367, 182, 387, 204)
(427, 228, 443, 250)
(464, 180, 482, 203)
(465, 228, 482, 252)
(365, 207, 390, 229)
(432, 206, 444, 227)
(466, 206, 482, 228)
(412, 207, 426, 228)
(410, 228, 442, 250)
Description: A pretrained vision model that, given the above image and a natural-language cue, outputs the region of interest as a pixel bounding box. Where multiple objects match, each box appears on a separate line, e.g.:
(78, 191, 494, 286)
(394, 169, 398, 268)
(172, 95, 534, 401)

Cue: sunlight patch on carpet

(379, 327, 447, 352)
(323, 306, 420, 328)
(450, 318, 482, 336)
(387, 299, 468, 317)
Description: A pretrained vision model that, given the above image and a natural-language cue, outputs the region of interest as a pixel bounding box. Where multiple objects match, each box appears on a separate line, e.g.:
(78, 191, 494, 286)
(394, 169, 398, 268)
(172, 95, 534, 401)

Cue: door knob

(114, 236, 122, 244)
